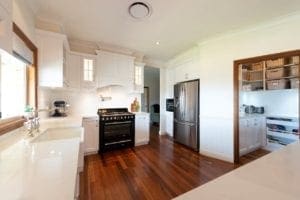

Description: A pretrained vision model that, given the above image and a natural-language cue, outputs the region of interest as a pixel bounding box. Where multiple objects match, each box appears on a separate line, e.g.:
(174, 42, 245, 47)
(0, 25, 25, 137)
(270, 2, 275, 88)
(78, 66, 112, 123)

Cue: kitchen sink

(31, 127, 84, 143)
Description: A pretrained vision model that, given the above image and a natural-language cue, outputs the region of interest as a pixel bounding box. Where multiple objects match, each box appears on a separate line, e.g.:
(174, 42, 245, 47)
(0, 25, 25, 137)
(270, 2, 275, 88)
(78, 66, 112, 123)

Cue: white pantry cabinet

(96, 50, 135, 89)
(36, 29, 68, 87)
(239, 117, 265, 156)
(0, 3, 12, 54)
(82, 117, 99, 154)
(135, 113, 150, 146)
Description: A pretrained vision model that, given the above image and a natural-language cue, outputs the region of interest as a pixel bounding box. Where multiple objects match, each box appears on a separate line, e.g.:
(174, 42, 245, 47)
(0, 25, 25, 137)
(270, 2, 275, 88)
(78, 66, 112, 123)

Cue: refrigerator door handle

(174, 119, 195, 127)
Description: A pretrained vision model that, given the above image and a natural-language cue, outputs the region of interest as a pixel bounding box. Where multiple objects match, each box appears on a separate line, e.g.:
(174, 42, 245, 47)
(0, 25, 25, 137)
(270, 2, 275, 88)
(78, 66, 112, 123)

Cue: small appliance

(52, 100, 69, 117)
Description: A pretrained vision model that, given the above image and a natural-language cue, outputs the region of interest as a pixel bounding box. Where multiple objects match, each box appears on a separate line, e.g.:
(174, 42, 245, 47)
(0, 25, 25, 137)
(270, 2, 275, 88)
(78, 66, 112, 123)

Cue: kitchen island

(0, 117, 83, 200)
(174, 141, 300, 200)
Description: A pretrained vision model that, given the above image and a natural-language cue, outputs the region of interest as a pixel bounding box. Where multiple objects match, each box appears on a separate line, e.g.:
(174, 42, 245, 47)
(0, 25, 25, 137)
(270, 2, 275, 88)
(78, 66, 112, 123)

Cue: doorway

(141, 87, 149, 112)
(233, 50, 300, 163)
(143, 66, 160, 126)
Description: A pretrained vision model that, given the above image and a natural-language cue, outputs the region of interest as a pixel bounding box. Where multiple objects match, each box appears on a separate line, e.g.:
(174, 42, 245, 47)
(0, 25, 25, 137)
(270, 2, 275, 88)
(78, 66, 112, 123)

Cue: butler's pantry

(238, 52, 300, 159)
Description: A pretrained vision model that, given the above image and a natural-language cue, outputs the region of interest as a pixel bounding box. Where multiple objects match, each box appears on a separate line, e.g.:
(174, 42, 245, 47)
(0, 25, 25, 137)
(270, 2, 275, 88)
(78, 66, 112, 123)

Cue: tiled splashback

(38, 86, 141, 118)
(240, 89, 298, 117)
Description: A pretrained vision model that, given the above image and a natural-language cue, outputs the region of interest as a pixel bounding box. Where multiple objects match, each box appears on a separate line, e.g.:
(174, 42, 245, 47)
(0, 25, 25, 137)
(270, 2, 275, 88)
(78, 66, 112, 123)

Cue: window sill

(0, 116, 26, 136)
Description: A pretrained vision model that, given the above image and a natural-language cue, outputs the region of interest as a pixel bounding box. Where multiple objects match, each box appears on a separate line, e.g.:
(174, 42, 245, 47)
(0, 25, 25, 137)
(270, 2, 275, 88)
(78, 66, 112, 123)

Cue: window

(135, 66, 142, 85)
(0, 51, 27, 119)
(83, 59, 94, 82)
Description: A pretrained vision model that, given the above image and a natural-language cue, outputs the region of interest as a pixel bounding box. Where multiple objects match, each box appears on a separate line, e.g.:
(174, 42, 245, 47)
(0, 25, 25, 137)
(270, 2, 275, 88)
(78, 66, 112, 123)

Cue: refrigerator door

(174, 120, 198, 150)
(183, 81, 199, 123)
(174, 83, 184, 121)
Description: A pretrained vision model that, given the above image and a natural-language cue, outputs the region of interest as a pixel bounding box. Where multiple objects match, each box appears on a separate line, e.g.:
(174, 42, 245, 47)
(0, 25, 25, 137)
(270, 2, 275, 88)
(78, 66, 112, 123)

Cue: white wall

(161, 13, 300, 162)
(240, 89, 298, 117)
(38, 87, 141, 117)
(13, 0, 36, 43)
(144, 66, 160, 108)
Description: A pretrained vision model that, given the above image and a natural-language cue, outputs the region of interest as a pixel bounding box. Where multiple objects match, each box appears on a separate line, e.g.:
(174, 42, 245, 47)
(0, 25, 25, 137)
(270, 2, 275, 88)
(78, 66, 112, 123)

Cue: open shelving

(240, 55, 300, 92)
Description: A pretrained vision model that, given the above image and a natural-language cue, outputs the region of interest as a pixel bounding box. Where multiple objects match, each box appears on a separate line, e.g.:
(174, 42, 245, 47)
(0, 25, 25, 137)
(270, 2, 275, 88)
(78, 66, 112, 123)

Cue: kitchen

(1, 0, 300, 200)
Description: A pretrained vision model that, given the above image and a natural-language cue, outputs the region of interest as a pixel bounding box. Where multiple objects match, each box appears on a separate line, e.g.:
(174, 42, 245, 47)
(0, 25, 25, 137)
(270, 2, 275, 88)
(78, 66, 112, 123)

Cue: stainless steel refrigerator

(174, 79, 199, 151)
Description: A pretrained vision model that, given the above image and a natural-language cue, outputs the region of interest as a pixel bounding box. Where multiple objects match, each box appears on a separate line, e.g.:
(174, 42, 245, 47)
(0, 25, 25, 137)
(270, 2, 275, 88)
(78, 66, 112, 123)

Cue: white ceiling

(28, 0, 300, 61)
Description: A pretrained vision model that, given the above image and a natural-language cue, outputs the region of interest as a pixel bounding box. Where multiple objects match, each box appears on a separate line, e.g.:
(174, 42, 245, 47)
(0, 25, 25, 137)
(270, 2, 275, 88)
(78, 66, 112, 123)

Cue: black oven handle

(105, 121, 132, 125)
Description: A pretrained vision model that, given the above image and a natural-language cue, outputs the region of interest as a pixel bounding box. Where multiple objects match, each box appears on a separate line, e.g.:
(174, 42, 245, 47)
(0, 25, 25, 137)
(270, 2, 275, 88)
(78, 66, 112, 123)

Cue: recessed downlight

(156, 41, 160, 45)
(129, 2, 152, 19)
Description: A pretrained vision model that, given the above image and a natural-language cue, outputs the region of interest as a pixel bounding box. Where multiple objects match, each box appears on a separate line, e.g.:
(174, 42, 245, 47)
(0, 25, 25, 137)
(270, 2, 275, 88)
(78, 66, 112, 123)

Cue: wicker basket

(267, 79, 289, 90)
(289, 65, 299, 77)
(266, 68, 286, 79)
(266, 58, 284, 69)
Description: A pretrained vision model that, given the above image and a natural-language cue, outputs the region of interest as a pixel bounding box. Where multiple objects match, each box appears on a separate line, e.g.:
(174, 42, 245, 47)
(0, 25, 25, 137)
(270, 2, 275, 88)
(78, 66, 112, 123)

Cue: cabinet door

(135, 115, 150, 145)
(97, 52, 117, 87)
(83, 119, 99, 153)
(65, 53, 81, 89)
(239, 119, 248, 156)
(37, 34, 64, 87)
(0, 6, 12, 54)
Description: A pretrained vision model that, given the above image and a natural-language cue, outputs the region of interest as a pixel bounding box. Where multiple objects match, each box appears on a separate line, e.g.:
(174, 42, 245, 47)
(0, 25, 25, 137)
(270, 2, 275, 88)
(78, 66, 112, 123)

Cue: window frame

(0, 23, 38, 136)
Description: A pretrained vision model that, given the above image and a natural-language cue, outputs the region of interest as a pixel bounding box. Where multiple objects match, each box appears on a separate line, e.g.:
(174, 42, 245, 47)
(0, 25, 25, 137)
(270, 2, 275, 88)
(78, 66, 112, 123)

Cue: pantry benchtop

(0, 117, 83, 200)
(174, 141, 300, 200)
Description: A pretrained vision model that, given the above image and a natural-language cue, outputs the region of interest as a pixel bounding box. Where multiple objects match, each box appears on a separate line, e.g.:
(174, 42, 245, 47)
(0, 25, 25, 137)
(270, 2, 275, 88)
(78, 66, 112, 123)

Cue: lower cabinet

(135, 113, 150, 146)
(82, 117, 99, 154)
(239, 117, 265, 156)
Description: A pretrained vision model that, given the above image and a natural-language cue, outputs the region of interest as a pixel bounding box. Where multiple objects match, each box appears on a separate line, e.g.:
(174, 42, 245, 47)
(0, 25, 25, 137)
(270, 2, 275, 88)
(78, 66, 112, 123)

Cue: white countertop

(174, 141, 300, 200)
(0, 117, 83, 200)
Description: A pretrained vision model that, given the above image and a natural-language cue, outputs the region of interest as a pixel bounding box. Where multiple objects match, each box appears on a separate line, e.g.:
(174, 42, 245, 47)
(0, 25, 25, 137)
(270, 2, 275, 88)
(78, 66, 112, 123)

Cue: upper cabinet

(36, 29, 69, 87)
(133, 62, 145, 93)
(96, 50, 135, 90)
(0, 2, 12, 54)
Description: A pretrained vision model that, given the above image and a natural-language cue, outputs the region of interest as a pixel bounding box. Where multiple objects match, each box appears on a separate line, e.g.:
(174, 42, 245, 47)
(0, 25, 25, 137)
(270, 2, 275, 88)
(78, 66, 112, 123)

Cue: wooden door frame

(233, 49, 300, 163)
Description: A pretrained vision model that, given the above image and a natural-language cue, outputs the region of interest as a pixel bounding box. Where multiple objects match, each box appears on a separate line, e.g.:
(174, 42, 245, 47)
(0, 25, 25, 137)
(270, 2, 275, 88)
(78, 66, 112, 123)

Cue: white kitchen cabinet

(0, 4, 12, 54)
(135, 113, 150, 146)
(65, 52, 81, 89)
(239, 117, 265, 156)
(82, 117, 99, 154)
(174, 60, 199, 83)
(96, 50, 135, 89)
(133, 62, 145, 93)
(36, 29, 68, 87)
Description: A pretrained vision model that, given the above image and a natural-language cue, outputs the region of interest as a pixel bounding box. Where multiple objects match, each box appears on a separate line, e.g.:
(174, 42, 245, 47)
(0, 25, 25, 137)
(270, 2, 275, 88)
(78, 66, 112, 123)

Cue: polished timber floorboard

(80, 126, 269, 200)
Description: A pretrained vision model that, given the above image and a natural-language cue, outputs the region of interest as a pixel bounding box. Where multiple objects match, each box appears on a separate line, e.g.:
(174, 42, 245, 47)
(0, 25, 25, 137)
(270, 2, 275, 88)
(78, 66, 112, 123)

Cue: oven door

(104, 121, 133, 143)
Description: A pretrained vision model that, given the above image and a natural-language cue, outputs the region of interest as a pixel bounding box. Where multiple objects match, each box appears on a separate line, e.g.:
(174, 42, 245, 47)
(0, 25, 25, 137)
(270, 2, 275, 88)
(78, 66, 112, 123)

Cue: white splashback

(38, 87, 141, 117)
(240, 89, 299, 117)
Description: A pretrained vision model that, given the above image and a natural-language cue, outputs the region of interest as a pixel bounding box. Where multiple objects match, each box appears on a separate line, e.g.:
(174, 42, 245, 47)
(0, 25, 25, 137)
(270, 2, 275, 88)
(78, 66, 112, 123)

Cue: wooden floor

(80, 126, 269, 200)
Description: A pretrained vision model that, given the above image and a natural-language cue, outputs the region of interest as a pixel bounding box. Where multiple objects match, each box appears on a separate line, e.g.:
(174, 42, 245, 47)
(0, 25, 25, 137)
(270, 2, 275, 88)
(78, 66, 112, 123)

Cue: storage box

(266, 58, 284, 68)
(267, 79, 289, 90)
(251, 62, 263, 71)
(266, 68, 286, 79)
(289, 65, 299, 77)
(249, 71, 263, 81)
(290, 78, 299, 89)
(291, 56, 299, 64)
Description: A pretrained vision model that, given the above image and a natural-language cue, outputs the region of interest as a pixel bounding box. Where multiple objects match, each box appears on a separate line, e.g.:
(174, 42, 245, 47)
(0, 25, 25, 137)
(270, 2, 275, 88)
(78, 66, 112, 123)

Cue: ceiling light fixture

(129, 2, 152, 19)
(156, 41, 160, 45)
